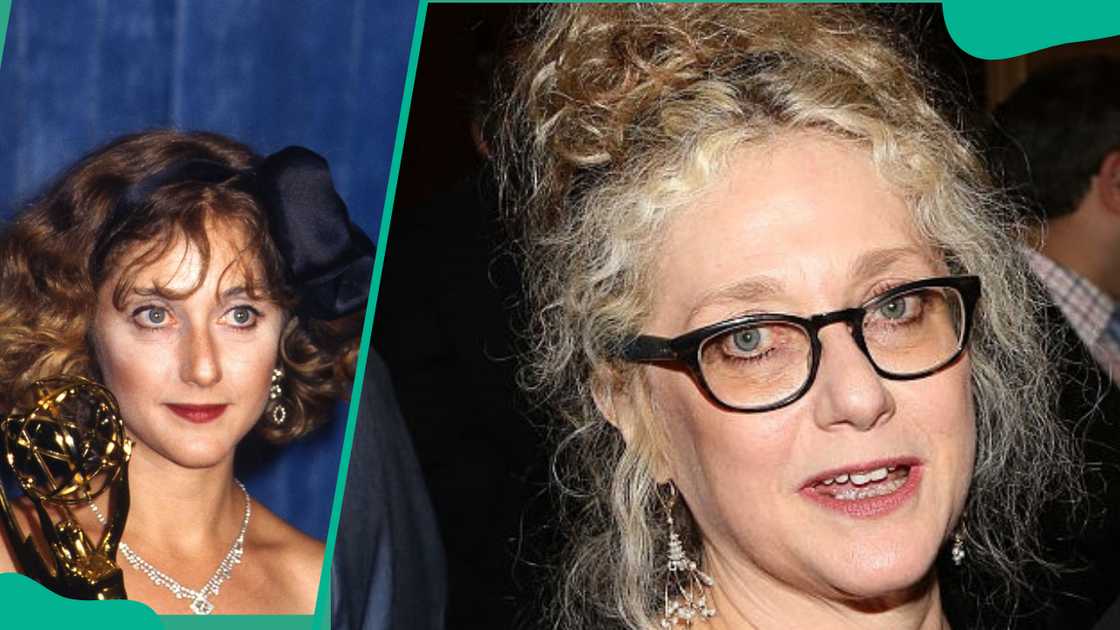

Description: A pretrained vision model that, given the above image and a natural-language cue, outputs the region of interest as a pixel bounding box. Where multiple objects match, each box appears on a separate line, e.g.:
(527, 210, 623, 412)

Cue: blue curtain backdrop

(0, 0, 416, 539)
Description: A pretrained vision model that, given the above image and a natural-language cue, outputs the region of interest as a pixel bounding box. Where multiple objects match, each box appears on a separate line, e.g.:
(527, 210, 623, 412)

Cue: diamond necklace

(89, 479, 251, 615)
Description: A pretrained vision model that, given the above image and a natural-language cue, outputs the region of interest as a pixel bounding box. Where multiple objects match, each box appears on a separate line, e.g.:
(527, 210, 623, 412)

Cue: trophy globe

(3, 376, 131, 504)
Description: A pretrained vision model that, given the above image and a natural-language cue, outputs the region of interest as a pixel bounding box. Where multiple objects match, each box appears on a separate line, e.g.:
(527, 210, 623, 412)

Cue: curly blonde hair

(0, 129, 359, 442)
(497, 5, 1080, 628)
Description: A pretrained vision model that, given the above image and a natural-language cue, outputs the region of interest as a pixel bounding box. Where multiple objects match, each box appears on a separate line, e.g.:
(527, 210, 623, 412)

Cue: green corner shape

(943, 0, 1120, 60)
(0, 570, 317, 630)
(0, 573, 161, 629)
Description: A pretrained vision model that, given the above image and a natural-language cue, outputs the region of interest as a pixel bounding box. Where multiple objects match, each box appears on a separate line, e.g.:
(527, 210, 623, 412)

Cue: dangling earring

(269, 368, 287, 426)
(659, 482, 716, 627)
(950, 520, 966, 566)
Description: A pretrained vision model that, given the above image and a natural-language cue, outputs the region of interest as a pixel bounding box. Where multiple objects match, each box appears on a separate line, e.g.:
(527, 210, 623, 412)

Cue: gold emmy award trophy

(0, 376, 131, 599)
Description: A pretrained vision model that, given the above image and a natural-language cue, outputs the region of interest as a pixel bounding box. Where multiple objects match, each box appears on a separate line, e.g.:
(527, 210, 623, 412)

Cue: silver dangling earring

(660, 482, 716, 627)
(950, 521, 966, 566)
(269, 368, 287, 426)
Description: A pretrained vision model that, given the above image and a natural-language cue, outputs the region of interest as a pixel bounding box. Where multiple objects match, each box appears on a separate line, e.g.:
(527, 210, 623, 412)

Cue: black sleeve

(331, 351, 447, 630)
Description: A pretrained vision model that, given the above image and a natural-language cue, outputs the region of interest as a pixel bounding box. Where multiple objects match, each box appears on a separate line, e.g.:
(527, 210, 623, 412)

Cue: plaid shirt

(1024, 247, 1120, 382)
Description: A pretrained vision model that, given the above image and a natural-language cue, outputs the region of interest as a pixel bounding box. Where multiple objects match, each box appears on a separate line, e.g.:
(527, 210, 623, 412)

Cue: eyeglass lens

(697, 286, 966, 410)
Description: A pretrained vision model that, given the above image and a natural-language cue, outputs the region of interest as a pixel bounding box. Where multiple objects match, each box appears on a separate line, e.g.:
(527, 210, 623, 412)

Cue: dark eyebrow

(128, 285, 251, 301)
(131, 286, 183, 300)
(220, 286, 249, 300)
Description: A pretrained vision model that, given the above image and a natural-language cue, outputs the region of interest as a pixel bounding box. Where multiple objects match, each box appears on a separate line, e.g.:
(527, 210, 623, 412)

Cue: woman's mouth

(165, 404, 228, 423)
(800, 459, 921, 518)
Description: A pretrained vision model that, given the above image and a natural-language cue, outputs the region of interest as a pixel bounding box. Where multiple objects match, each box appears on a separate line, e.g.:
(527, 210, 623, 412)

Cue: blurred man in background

(994, 56, 1120, 628)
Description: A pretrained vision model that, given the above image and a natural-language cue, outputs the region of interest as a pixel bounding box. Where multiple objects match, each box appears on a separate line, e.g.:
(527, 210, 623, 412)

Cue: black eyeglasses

(620, 275, 980, 412)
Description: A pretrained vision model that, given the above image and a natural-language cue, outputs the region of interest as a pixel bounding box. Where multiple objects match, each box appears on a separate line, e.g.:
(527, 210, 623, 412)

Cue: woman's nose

(811, 325, 895, 431)
(180, 324, 222, 387)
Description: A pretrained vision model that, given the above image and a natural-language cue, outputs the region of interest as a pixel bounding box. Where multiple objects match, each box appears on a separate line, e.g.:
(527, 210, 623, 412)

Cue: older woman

(0, 130, 370, 613)
(497, 5, 1078, 629)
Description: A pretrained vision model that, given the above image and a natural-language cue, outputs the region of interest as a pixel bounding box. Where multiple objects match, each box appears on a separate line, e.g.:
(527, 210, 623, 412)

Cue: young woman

(0, 129, 371, 614)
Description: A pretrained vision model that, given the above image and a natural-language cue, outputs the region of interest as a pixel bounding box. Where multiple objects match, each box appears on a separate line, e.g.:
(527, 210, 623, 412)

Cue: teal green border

(0, 0, 10, 69)
(0, 0, 1118, 628)
(309, 1, 430, 629)
(166, 616, 311, 630)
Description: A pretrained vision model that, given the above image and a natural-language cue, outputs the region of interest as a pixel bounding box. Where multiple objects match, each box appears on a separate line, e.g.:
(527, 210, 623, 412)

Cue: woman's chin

(169, 443, 239, 469)
(132, 436, 237, 470)
(773, 532, 941, 604)
(820, 549, 939, 604)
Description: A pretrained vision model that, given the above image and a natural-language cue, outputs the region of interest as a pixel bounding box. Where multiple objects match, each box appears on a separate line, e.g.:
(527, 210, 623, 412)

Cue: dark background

(0, 0, 417, 541)
(392, 4, 986, 213)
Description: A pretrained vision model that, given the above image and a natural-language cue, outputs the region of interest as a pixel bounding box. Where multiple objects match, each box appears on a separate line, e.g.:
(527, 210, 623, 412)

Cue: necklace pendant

(190, 596, 215, 615)
(91, 480, 250, 616)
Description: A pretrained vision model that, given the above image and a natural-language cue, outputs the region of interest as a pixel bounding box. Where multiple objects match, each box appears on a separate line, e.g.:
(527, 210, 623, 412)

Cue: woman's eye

(133, 306, 171, 328)
(870, 293, 924, 325)
(878, 297, 908, 320)
(720, 326, 774, 359)
(702, 322, 807, 371)
(226, 305, 261, 328)
(731, 328, 763, 353)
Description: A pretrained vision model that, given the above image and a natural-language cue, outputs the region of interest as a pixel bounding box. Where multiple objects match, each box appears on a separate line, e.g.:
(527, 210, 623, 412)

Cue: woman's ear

(592, 366, 633, 443)
(592, 366, 673, 483)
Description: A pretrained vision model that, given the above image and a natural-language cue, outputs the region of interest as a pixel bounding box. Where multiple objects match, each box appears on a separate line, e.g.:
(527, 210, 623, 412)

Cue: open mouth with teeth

(801, 460, 921, 518)
(813, 465, 911, 501)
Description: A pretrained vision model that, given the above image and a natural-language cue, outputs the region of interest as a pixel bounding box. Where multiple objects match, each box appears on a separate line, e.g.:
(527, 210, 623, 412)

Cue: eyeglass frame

(618, 275, 981, 413)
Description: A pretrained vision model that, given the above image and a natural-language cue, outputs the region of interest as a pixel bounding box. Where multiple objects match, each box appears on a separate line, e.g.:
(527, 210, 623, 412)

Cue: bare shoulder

(244, 501, 325, 612)
(0, 527, 16, 573)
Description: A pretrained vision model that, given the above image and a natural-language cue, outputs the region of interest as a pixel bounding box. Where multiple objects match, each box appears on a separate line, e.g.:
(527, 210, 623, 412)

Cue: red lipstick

(166, 404, 227, 423)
